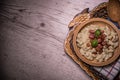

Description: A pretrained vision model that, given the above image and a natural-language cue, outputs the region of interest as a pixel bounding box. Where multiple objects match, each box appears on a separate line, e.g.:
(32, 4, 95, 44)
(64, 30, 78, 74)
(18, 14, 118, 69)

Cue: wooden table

(0, 0, 108, 80)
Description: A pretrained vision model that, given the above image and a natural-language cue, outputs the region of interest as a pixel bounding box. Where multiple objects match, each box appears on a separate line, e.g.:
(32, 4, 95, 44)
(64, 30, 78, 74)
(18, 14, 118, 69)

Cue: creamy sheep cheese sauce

(76, 25, 119, 62)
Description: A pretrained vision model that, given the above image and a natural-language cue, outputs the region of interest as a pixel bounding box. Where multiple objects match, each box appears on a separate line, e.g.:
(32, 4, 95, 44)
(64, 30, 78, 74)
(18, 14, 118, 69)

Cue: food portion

(76, 25, 119, 62)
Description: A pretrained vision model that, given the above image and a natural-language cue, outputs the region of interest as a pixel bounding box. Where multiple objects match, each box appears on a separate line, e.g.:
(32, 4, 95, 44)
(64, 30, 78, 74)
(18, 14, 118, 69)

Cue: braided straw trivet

(64, 2, 111, 80)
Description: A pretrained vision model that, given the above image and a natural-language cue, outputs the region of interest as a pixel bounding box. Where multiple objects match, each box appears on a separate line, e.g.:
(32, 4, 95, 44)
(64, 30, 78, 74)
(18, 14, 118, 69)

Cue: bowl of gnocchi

(73, 18, 120, 66)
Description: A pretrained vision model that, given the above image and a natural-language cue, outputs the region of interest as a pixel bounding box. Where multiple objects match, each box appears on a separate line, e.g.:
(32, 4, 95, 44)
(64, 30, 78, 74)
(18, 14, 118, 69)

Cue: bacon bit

(89, 34, 95, 39)
(89, 30, 95, 33)
(95, 46, 101, 51)
(102, 41, 107, 46)
(99, 50, 103, 54)
(98, 38, 102, 43)
(106, 44, 110, 48)
(93, 52, 97, 54)
(101, 34, 106, 39)
(103, 34, 106, 37)
(86, 43, 90, 47)
(98, 44, 103, 49)
(98, 35, 102, 39)
(101, 30, 104, 33)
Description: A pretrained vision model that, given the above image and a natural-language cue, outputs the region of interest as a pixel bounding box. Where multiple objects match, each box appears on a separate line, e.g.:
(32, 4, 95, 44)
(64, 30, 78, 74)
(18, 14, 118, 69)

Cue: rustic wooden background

(1, 0, 116, 80)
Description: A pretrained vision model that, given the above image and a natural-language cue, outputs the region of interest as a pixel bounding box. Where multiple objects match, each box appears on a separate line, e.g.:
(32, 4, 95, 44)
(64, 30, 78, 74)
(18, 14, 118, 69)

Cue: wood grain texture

(0, 0, 108, 80)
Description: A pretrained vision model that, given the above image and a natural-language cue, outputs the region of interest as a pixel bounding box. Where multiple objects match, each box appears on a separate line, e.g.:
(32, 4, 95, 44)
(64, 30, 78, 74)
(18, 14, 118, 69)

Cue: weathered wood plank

(0, 0, 108, 80)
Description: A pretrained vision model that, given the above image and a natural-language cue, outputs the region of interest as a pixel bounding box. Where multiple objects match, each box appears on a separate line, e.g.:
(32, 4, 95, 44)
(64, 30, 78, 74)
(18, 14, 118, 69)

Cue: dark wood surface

(1, 0, 119, 80)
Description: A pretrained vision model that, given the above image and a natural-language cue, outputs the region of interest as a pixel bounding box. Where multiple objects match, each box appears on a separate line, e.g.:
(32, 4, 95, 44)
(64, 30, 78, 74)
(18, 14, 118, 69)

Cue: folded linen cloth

(94, 58, 120, 80)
